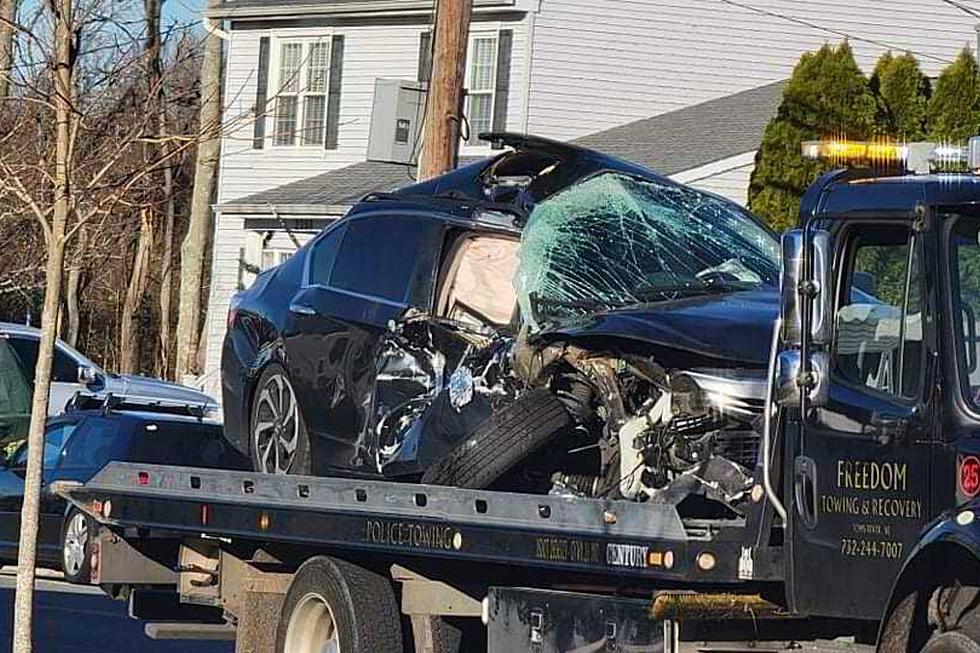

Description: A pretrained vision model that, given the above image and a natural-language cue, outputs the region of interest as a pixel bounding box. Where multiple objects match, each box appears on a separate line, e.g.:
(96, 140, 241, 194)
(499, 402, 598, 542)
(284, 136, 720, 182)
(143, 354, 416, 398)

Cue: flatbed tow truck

(52, 139, 980, 652)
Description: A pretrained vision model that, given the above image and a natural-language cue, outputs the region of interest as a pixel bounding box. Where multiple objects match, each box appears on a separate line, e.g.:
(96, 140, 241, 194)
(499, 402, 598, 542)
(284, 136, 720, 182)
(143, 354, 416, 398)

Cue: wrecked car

(221, 133, 780, 517)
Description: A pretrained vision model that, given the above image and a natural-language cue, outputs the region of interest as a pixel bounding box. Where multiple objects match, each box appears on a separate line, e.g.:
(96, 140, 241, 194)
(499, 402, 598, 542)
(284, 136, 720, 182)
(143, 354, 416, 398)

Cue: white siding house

(200, 0, 980, 392)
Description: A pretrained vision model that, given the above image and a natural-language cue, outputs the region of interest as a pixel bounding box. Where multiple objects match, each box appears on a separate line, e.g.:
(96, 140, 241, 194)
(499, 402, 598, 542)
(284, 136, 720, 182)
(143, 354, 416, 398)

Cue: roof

(812, 172, 980, 218)
(218, 82, 784, 213)
(210, 0, 518, 20)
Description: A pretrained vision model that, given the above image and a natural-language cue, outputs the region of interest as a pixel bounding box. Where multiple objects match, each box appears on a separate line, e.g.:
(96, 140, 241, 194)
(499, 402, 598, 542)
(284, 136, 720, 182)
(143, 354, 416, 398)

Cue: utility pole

(419, 0, 471, 180)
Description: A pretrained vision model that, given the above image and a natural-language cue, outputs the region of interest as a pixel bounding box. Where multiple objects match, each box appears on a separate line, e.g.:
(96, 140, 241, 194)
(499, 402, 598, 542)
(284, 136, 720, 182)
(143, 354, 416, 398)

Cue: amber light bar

(801, 140, 909, 165)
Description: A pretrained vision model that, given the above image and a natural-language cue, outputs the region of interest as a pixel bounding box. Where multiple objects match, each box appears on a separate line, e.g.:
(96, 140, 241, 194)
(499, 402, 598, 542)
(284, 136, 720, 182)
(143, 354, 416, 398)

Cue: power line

(938, 0, 980, 20)
(713, 0, 954, 64)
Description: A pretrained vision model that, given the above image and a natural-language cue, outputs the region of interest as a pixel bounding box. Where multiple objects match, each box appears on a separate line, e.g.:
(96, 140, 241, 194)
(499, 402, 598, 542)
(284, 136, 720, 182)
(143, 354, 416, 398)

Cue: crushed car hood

(541, 288, 778, 366)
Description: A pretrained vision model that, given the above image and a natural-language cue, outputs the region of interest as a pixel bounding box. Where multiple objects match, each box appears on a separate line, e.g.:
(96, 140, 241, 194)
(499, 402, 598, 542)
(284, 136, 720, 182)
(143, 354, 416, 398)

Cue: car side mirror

(77, 366, 99, 387)
(780, 229, 833, 348)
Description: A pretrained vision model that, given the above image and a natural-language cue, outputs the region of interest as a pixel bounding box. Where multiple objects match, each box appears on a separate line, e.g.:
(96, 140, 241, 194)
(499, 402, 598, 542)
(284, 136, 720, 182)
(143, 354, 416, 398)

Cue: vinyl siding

(671, 152, 757, 206)
(527, 0, 974, 140)
(217, 16, 531, 204)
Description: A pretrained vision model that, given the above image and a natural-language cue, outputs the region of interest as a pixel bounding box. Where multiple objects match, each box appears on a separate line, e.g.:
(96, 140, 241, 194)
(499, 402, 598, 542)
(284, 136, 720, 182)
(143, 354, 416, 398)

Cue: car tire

(275, 556, 402, 653)
(62, 508, 92, 584)
(922, 631, 980, 653)
(421, 388, 571, 489)
(250, 364, 312, 475)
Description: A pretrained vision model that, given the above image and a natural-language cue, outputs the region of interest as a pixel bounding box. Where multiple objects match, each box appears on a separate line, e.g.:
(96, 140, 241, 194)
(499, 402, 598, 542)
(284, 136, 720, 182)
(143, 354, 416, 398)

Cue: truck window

(833, 227, 923, 398)
(950, 216, 980, 407)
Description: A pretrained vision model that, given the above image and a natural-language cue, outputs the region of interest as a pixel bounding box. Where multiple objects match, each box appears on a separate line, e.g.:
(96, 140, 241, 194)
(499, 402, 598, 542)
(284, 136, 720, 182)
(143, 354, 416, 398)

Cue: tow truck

(52, 138, 980, 652)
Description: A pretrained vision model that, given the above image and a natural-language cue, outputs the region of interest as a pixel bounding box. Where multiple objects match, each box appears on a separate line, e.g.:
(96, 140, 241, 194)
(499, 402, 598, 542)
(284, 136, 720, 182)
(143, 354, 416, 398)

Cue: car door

(284, 213, 444, 472)
(0, 419, 79, 562)
(790, 222, 937, 620)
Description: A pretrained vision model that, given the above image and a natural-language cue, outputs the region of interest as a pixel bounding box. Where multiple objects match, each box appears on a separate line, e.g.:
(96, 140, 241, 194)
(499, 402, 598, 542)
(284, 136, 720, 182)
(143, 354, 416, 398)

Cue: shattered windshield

(516, 172, 780, 328)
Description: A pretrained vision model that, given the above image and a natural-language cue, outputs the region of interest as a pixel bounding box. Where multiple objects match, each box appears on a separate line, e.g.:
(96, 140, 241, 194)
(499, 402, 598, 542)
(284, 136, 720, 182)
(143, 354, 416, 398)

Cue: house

(202, 0, 977, 391)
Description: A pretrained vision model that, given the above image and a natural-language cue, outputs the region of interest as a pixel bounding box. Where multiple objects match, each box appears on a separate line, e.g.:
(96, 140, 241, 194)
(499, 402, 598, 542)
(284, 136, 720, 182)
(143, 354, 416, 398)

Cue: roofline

(214, 202, 352, 215)
(209, 0, 525, 20)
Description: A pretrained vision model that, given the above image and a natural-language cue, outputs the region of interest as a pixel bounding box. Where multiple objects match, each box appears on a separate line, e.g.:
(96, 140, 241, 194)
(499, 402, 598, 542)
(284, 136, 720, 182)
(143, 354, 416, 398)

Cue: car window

(949, 215, 980, 407)
(129, 421, 239, 469)
(308, 223, 347, 286)
(8, 421, 77, 469)
(833, 227, 923, 398)
(59, 417, 131, 469)
(0, 339, 32, 416)
(329, 215, 442, 304)
(4, 336, 79, 383)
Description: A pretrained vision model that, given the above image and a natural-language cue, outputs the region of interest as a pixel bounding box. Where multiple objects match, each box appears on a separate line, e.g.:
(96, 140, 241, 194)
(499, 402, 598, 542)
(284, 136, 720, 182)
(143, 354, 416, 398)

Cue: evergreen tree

(871, 51, 929, 140)
(748, 42, 877, 231)
(927, 49, 980, 142)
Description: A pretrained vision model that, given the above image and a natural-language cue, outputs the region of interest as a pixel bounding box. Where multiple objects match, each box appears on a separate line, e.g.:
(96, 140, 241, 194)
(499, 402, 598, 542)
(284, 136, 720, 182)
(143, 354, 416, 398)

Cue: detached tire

(61, 508, 93, 584)
(422, 388, 571, 489)
(276, 556, 402, 653)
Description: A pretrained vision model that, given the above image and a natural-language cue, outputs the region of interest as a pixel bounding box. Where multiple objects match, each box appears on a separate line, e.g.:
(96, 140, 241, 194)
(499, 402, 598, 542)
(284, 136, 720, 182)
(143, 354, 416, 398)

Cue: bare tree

(175, 2, 222, 382)
(11, 0, 75, 645)
(0, 0, 16, 97)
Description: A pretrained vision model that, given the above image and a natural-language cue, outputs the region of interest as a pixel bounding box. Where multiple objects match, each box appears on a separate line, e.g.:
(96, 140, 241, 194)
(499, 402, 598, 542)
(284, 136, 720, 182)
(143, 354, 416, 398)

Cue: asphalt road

(0, 569, 234, 652)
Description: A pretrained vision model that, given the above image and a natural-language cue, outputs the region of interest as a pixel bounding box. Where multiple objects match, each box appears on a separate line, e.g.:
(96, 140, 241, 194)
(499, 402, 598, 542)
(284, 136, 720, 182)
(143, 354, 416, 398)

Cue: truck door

(790, 222, 935, 620)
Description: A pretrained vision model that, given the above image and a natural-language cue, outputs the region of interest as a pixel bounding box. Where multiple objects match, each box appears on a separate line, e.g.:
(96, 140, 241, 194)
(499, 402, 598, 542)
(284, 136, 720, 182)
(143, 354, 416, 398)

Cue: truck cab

(777, 146, 980, 649)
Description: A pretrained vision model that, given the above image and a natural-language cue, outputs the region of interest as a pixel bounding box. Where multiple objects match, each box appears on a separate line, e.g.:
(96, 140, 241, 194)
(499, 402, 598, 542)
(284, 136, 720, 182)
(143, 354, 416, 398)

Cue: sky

(164, 0, 205, 32)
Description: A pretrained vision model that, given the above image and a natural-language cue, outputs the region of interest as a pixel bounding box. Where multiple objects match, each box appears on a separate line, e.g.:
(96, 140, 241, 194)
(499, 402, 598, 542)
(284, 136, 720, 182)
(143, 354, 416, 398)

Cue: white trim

(668, 151, 757, 184)
(268, 34, 335, 149)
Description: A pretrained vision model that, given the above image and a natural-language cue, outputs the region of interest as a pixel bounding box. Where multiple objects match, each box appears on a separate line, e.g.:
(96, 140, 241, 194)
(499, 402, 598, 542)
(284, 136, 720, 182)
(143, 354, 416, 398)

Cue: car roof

(807, 170, 980, 220)
(347, 132, 681, 228)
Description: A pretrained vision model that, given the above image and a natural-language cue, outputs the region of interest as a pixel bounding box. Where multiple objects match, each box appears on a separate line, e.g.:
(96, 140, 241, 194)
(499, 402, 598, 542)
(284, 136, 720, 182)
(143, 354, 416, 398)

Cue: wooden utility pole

(175, 2, 222, 381)
(419, 0, 471, 180)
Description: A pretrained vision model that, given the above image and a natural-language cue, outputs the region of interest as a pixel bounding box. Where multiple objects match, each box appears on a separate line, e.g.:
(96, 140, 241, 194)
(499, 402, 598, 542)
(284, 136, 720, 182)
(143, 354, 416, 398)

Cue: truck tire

(276, 556, 402, 653)
(250, 363, 312, 475)
(922, 631, 980, 653)
(421, 388, 571, 489)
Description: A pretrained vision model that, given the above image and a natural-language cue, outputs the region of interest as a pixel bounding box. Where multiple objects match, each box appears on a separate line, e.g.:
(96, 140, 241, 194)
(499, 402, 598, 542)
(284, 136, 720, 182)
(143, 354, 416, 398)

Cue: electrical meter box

(367, 79, 426, 165)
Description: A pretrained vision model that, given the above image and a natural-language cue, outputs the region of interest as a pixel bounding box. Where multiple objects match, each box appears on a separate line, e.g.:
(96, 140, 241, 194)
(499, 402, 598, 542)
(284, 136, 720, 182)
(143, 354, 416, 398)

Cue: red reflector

(201, 504, 210, 525)
(960, 455, 980, 498)
(137, 471, 150, 486)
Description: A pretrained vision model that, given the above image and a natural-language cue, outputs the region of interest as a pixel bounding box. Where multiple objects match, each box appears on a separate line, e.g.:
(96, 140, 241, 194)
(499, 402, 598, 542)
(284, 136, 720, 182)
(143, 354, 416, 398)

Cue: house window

(465, 34, 497, 146)
(273, 40, 331, 147)
(261, 248, 294, 271)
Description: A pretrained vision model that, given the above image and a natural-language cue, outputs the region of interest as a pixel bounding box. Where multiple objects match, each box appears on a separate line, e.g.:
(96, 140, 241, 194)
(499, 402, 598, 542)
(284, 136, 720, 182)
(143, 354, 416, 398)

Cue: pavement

(0, 567, 233, 652)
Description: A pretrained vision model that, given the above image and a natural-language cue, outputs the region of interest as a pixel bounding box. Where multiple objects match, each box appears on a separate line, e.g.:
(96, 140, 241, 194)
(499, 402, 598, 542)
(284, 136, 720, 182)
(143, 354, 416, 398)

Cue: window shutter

(418, 30, 432, 83)
(325, 34, 345, 150)
(491, 29, 513, 149)
(252, 36, 270, 149)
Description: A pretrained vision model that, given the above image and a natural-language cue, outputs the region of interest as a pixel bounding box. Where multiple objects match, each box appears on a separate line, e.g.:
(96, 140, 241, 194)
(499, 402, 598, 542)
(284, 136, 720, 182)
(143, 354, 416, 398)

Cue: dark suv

(0, 406, 249, 581)
(222, 134, 780, 517)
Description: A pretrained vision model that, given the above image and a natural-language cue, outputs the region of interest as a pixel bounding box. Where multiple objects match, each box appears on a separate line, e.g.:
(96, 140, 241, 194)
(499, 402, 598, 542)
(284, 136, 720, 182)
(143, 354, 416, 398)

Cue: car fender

(877, 501, 980, 650)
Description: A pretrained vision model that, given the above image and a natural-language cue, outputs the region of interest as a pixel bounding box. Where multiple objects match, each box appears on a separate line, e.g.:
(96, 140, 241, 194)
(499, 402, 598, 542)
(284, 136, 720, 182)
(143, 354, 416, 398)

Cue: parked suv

(0, 404, 249, 582)
(0, 322, 217, 442)
(222, 133, 780, 518)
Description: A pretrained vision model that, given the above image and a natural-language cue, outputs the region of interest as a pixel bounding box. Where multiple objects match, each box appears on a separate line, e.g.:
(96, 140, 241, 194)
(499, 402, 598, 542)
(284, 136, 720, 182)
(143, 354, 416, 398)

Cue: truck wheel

(250, 364, 311, 475)
(276, 556, 402, 653)
(421, 388, 571, 489)
(61, 508, 92, 584)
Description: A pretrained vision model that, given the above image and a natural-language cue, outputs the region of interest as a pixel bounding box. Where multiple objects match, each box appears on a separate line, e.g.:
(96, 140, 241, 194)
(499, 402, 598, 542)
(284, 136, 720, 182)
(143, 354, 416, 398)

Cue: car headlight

(448, 367, 474, 410)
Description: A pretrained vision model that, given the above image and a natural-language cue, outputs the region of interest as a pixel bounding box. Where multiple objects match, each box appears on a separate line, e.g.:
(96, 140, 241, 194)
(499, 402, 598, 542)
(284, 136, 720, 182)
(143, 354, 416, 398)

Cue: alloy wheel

(252, 373, 300, 474)
(63, 512, 88, 577)
(284, 592, 340, 653)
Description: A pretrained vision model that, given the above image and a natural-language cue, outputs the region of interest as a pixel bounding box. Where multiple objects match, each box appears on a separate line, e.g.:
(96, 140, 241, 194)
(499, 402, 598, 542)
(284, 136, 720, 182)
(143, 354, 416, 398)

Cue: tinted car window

(129, 421, 240, 469)
(309, 223, 347, 286)
(329, 215, 439, 304)
(5, 336, 79, 383)
(59, 417, 131, 469)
